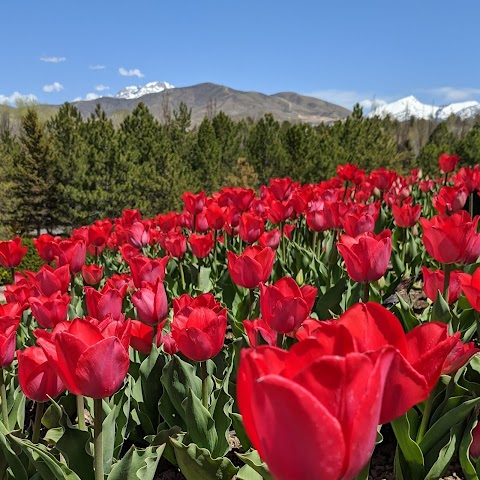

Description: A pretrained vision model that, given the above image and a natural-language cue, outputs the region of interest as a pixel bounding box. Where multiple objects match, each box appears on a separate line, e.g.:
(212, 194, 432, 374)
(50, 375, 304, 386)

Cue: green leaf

(183, 389, 218, 453)
(170, 437, 238, 480)
(315, 277, 346, 319)
(160, 355, 202, 429)
(424, 423, 463, 480)
(236, 450, 272, 480)
(107, 444, 165, 480)
(391, 413, 425, 480)
(11, 437, 82, 480)
(231, 413, 251, 451)
(419, 397, 480, 453)
(431, 290, 451, 323)
(198, 266, 213, 292)
(459, 414, 479, 480)
(0, 430, 28, 480)
(236, 464, 263, 480)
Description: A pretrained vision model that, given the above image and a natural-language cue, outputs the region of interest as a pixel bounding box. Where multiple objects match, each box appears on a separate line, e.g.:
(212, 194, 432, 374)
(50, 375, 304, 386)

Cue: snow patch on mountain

(115, 81, 175, 100)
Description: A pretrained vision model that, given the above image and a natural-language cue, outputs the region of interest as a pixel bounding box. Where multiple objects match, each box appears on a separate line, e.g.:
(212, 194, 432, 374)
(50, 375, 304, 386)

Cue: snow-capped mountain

(368, 96, 480, 121)
(115, 81, 175, 100)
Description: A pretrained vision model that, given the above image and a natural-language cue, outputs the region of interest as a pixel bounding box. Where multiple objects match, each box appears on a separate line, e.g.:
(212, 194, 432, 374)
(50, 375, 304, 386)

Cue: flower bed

(0, 155, 479, 479)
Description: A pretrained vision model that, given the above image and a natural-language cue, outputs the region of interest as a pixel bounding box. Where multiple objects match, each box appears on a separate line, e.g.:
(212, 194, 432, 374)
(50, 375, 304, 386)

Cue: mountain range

(368, 95, 480, 121)
(66, 82, 351, 125)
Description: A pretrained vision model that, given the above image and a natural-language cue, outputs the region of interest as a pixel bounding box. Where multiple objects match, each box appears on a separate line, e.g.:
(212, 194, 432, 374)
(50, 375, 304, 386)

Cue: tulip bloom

(171, 306, 227, 361)
(17, 346, 65, 402)
(164, 232, 187, 259)
(392, 204, 422, 228)
(128, 255, 169, 289)
(438, 153, 460, 173)
(188, 232, 214, 258)
(258, 229, 281, 249)
(132, 280, 168, 325)
(337, 230, 392, 283)
(0, 316, 20, 368)
(227, 246, 275, 289)
(53, 239, 87, 274)
(433, 185, 469, 215)
(243, 318, 277, 347)
(33, 234, 60, 263)
(310, 302, 460, 424)
(173, 293, 224, 316)
(342, 211, 376, 237)
(85, 287, 123, 321)
(239, 213, 265, 244)
(422, 266, 462, 304)
(34, 265, 71, 297)
(237, 342, 394, 480)
(0, 237, 28, 268)
(38, 318, 131, 399)
(126, 221, 150, 249)
(29, 292, 71, 329)
(260, 277, 317, 334)
(459, 269, 480, 311)
(420, 211, 480, 265)
(182, 191, 207, 216)
(129, 320, 154, 355)
(82, 264, 104, 286)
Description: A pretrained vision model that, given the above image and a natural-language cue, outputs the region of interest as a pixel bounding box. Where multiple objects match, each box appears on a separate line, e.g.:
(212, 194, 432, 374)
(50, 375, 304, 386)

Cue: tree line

(0, 101, 479, 235)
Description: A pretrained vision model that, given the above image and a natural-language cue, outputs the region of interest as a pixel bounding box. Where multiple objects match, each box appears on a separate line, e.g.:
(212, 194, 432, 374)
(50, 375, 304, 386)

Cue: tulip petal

(75, 337, 130, 398)
(250, 374, 345, 480)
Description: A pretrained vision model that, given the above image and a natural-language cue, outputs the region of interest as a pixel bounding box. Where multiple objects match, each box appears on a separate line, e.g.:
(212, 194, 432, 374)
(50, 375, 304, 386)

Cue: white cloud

(85, 93, 100, 101)
(0, 92, 38, 106)
(89, 64, 106, 70)
(72, 97, 83, 102)
(40, 56, 66, 63)
(43, 82, 64, 93)
(119, 67, 144, 78)
(95, 84, 109, 92)
(422, 87, 480, 103)
(306, 89, 388, 111)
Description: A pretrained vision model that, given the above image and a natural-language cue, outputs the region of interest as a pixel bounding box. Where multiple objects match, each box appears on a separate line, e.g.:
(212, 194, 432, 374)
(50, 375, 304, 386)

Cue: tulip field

(2, 154, 480, 480)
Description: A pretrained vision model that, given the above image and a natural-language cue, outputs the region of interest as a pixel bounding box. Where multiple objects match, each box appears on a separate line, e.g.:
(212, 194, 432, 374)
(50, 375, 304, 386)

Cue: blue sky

(2, 0, 480, 110)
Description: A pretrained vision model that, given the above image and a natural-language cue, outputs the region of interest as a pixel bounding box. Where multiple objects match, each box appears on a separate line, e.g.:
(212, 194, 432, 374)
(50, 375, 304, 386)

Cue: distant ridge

(66, 82, 351, 125)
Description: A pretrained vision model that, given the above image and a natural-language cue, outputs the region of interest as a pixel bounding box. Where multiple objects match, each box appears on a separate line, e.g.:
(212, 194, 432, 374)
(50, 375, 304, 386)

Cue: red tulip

(182, 191, 207, 216)
(0, 315, 19, 368)
(337, 163, 365, 184)
(33, 265, 71, 297)
(269, 177, 294, 202)
(17, 346, 65, 402)
(237, 342, 394, 480)
(258, 229, 281, 249)
(0, 237, 28, 268)
(441, 337, 479, 375)
(260, 277, 317, 334)
(85, 287, 123, 321)
(173, 293, 224, 316)
(188, 232, 214, 258)
(82, 264, 104, 286)
(33, 234, 60, 263)
(311, 302, 460, 424)
(422, 266, 462, 304)
(337, 230, 392, 283)
(459, 269, 480, 310)
(438, 153, 460, 173)
(129, 320, 154, 355)
(29, 292, 71, 329)
(116, 209, 141, 227)
(266, 199, 294, 224)
(342, 211, 376, 237)
(38, 318, 131, 399)
(227, 246, 275, 289)
(156, 328, 179, 355)
(164, 232, 187, 259)
(126, 221, 150, 249)
(205, 202, 226, 230)
(171, 306, 227, 361)
(392, 204, 422, 228)
(239, 213, 265, 244)
(433, 185, 469, 215)
(132, 280, 168, 325)
(420, 211, 480, 265)
(243, 318, 277, 347)
(128, 255, 169, 289)
(53, 238, 86, 274)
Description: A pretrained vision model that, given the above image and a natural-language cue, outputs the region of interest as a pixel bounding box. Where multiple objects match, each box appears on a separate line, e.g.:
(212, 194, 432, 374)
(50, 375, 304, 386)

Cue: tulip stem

(32, 402, 44, 444)
(470, 192, 474, 219)
(443, 263, 451, 301)
(248, 289, 255, 318)
(362, 282, 370, 303)
(213, 230, 218, 266)
(201, 362, 209, 409)
(10, 267, 15, 284)
(77, 395, 86, 431)
(0, 370, 9, 431)
(416, 389, 435, 443)
(276, 334, 284, 349)
(94, 398, 104, 480)
(178, 260, 186, 292)
(280, 222, 286, 262)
